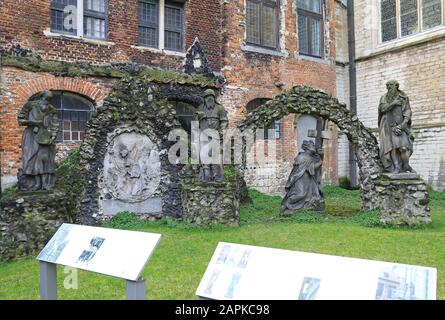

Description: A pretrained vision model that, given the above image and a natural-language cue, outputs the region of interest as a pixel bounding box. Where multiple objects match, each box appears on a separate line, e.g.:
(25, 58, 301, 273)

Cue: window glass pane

(311, 18, 321, 56)
(54, 92, 93, 142)
(51, 0, 77, 35)
(274, 120, 281, 139)
(139, 27, 158, 47)
(298, 14, 309, 54)
(53, 0, 77, 6)
(297, 0, 321, 13)
(72, 132, 79, 141)
(400, 0, 418, 36)
(165, 31, 182, 51)
(381, 0, 397, 42)
(72, 121, 79, 131)
(63, 120, 71, 131)
(423, 0, 442, 30)
(84, 17, 106, 39)
(246, 1, 261, 45)
(71, 112, 79, 122)
(262, 5, 278, 48)
(165, 4, 182, 29)
(164, 3, 183, 51)
(140, 0, 157, 24)
(62, 92, 94, 111)
(85, 0, 105, 13)
(175, 102, 195, 134)
(50, 91, 63, 109)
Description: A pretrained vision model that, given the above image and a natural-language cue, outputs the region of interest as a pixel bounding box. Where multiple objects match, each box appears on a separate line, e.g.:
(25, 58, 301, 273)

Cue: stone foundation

(376, 174, 431, 225)
(181, 166, 240, 226)
(0, 191, 74, 260)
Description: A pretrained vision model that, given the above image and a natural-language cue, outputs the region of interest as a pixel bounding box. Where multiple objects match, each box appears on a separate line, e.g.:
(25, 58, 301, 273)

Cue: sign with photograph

(37, 224, 161, 281)
(196, 242, 437, 300)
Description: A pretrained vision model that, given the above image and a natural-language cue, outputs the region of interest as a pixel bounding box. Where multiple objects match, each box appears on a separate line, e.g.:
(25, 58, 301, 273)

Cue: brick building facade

(1, 0, 341, 194)
(220, 0, 339, 195)
(0, 0, 224, 188)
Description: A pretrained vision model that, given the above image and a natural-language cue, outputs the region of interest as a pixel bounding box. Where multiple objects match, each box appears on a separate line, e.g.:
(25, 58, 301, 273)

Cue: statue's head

(302, 140, 316, 153)
(41, 90, 53, 101)
(203, 89, 216, 108)
(119, 144, 129, 158)
(386, 80, 400, 92)
(39, 91, 53, 111)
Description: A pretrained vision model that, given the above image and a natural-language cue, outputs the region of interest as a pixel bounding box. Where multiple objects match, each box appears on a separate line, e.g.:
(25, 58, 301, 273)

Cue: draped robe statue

(195, 89, 228, 183)
(17, 91, 59, 191)
(378, 80, 415, 174)
(282, 140, 325, 213)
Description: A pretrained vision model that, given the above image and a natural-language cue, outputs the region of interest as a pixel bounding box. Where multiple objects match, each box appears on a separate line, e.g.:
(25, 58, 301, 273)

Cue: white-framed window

(138, 0, 185, 52)
(381, 0, 444, 42)
(50, 0, 108, 40)
(297, 0, 324, 58)
(246, 0, 281, 49)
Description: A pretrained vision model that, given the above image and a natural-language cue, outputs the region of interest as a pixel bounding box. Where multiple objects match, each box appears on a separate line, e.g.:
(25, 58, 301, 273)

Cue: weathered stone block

(181, 166, 240, 226)
(181, 183, 240, 226)
(0, 191, 74, 261)
(377, 176, 431, 226)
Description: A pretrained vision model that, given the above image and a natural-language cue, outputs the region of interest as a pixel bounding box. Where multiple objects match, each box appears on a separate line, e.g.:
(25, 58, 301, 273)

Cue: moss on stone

(40, 61, 66, 73)
(67, 66, 81, 77)
(2, 53, 218, 87)
(2, 56, 39, 72)
(109, 68, 126, 78)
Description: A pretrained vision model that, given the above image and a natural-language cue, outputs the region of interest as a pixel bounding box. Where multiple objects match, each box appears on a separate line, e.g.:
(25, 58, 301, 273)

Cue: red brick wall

(0, 0, 223, 70)
(220, 0, 338, 187)
(0, 0, 224, 181)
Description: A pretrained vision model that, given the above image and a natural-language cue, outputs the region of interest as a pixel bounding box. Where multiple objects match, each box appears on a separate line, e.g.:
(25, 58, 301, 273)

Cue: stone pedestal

(181, 166, 240, 226)
(0, 191, 73, 260)
(376, 174, 431, 225)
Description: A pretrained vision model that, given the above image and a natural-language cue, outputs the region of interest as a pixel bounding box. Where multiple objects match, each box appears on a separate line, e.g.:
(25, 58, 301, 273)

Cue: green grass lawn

(0, 187, 444, 300)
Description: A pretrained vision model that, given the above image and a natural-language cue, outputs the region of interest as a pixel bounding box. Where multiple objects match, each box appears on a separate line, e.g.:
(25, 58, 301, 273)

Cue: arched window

(52, 91, 94, 142)
(173, 101, 196, 134)
(30, 91, 94, 142)
(246, 98, 281, 140)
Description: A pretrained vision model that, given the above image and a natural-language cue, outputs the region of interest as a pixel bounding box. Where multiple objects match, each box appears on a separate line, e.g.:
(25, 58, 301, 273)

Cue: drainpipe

(0, 50, 3, 195)
(347, 0, 358, 188)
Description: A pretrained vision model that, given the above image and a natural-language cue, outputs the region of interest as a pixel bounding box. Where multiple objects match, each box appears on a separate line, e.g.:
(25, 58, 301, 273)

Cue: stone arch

(76, 78, 214, 225)
(1, 75, 110, 178)
(12, 75, 109, 108)
(239, 85, 383, 211)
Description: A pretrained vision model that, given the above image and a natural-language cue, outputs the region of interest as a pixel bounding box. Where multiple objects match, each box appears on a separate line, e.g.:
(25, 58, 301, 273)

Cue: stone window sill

(43, 30, 115, 46)
(241, 44, 289, 58)
(357, 25, 445, 61)
(131, 45, 186, 58)
(297, 54, 331, 65)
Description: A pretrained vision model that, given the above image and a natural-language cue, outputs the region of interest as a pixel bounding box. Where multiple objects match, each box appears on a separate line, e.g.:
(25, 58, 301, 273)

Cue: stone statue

(195, 89, 228, 183)
(378, 80, 415, 174)
(282, 140, 325, 213)
(17, 91, 59, 191)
